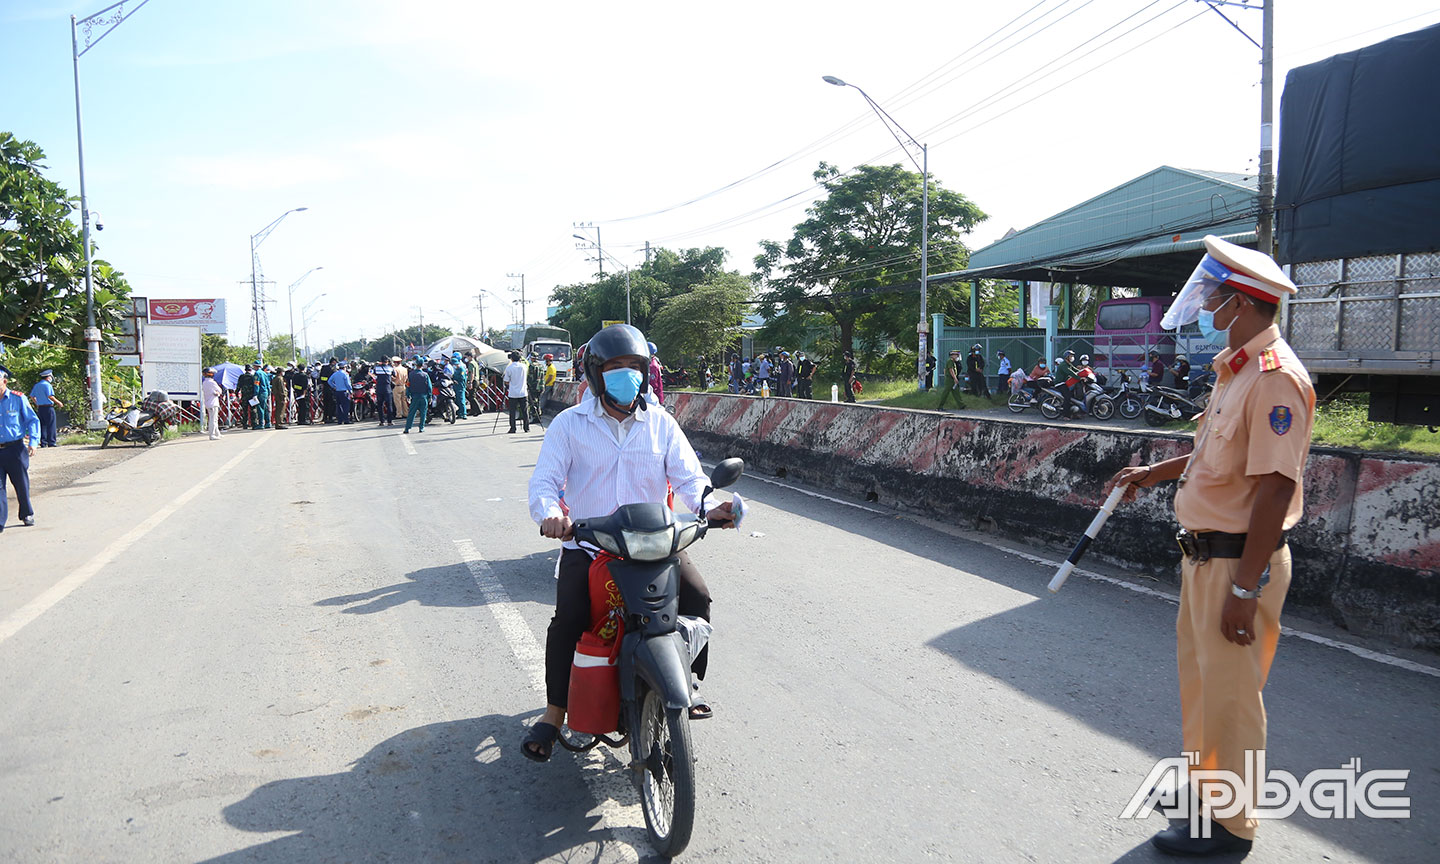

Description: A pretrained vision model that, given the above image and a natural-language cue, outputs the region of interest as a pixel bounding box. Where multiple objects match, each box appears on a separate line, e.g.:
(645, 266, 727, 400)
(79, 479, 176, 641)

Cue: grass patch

(1312, 395, 1440, 455)
(58, 429, 106, 446)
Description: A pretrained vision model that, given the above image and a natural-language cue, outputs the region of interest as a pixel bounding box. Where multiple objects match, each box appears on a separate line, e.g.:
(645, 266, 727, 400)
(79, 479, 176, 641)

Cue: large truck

(1275, 23, 1440, 426)
(519, 325, 573, 375)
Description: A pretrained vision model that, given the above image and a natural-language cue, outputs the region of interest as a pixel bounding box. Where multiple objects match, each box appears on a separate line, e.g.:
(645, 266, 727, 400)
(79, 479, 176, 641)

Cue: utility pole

(573, 223, 603, 277)
(414, 306, 425, 349)
(508, 272, 526, 328)
(1257, 0, 1274, 255)
(644, 240, 651, 266)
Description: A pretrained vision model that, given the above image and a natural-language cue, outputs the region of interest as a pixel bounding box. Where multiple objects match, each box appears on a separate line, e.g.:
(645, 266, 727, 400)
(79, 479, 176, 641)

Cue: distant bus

(1092, 297, 1220, 375)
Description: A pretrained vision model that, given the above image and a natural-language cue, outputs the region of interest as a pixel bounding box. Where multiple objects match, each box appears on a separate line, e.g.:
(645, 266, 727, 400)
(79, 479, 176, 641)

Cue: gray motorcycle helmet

(584, 324, 652, 413)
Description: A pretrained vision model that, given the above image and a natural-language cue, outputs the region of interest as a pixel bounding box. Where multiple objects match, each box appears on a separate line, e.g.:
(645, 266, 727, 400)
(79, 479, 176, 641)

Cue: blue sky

(5, 0, 1439, 354)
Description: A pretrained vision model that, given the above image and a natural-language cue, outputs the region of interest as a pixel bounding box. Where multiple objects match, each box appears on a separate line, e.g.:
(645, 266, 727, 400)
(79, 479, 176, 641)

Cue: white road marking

(0, 435, 269, 647)
(452, 539, 650, 860)
(397, 431, 416, 455)
(735, 471, 1440, 680)
(701, 462, 886, 514)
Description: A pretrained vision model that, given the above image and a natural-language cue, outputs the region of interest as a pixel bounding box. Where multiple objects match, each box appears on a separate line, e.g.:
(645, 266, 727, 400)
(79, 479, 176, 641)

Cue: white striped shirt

(529, 395, 707, 548)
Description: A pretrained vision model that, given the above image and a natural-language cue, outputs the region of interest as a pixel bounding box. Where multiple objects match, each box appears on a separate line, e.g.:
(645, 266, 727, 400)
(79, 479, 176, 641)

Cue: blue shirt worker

(372, 359, 395, 427)
(403, 361, 431, 433)
(449, 353, 467, 421)
(28, 369, 64, 447)
(329, 366, 354, 424)
(0, 364, 42, 531)
(253, 366, 273, 429)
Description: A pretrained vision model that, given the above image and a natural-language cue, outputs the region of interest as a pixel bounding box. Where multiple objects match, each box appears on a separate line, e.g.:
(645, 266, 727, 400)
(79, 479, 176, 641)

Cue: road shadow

(928, 601, 1440, 862)
(200, 712, 657, 864)
(315, 551, 559, 615)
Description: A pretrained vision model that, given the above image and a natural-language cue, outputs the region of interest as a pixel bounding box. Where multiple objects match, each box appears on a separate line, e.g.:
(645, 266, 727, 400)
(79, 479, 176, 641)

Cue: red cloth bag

(567, 552, 624, 734)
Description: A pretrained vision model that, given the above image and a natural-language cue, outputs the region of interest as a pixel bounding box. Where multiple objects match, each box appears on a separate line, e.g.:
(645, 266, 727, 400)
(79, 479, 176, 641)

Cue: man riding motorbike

(525, 324, 737, 762)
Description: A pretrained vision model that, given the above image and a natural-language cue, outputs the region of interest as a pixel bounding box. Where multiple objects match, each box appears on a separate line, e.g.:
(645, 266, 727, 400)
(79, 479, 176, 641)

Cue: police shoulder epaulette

(1259, 347, 1282, 372)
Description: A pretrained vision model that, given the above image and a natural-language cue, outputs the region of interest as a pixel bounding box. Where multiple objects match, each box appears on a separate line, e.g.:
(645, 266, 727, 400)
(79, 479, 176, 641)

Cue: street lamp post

(300, 293, 326, 363)
(249, 207, 309, 363)
(823, 75, 931, 390)
(70, 1, 153, 428)
(287, 266, 323, 364)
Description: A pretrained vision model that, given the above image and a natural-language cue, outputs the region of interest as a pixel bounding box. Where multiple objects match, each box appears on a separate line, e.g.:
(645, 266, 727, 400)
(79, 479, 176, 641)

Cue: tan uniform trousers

(1178, 545, 1291, 840)
(393, 387, 408, 418)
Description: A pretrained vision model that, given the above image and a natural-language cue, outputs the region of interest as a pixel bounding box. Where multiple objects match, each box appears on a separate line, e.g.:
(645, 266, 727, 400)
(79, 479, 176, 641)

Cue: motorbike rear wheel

(636, 688, 695, 858)
(1091, 395, 1116, 421)
(1039, 393, 1064, 420)
(1118, 394, 1143, 420)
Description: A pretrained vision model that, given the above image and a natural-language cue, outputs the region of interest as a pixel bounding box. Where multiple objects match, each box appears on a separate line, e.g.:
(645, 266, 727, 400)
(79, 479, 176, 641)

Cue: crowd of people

(725, 350, 823, 399)
(199, 350, 562, 440)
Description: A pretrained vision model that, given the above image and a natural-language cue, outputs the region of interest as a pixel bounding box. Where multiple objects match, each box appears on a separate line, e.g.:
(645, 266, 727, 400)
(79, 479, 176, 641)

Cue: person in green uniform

(936, 349, 965, 410)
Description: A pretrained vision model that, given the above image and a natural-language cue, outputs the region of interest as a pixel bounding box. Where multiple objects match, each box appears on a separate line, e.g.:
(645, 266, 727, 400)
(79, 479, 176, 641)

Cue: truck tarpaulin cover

(1275, 23, 1440, 264)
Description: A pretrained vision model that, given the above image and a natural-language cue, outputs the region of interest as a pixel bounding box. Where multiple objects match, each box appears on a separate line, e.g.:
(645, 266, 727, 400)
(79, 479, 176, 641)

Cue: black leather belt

(0, 439, 22, 450)
(1176, 528, 1287, 563)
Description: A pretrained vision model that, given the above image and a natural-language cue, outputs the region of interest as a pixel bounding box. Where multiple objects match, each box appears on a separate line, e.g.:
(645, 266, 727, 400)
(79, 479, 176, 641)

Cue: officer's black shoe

(1150, 822, 1252, 857)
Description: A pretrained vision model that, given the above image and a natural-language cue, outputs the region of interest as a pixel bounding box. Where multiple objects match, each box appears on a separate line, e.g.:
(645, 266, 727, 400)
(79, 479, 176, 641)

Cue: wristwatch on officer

(1230, 582, 1262, 600)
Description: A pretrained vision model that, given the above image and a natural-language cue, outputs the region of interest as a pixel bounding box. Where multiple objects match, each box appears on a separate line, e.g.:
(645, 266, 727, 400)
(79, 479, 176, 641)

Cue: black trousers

(508, 396, 529, 430)
(545, 547, 711, 709)
(796, 378, 812, 399)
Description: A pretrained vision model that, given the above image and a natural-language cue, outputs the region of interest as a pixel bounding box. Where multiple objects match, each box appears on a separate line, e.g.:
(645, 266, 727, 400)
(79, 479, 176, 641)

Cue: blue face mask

(1197, 294, 1236, 343)
(602, 368, 644, 405)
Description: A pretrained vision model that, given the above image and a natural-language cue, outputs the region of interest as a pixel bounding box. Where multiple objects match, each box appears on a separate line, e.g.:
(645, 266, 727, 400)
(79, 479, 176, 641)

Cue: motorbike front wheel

(444, 402, 456, 424)
(1039, 394, 1064, 420)
(1007, 391, 1032, 414)
(101, 430, 113, 448)
(1143, 397, 1172, 427)
(1118, 394, 1143, 420)
(636, 688, 696, 858)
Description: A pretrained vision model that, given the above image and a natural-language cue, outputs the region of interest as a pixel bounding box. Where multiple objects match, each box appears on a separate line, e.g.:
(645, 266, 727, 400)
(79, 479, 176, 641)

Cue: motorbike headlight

(621, 528, 676, 561)
(592, 531, 621, 556)
(675, 521, 701, 552)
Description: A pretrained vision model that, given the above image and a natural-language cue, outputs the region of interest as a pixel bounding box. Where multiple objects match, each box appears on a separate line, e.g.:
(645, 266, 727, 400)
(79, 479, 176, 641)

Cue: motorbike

(1039, 375, 1116, 421)
(1106, 370, 1149, 420)
(661, 367, 691, 389)
(1144, 378, 1214, 427)
(430, 375, 458, 424)
(1006, 378, 1052, 413)
(554, 457, 745, 857)
(351, 382, 376, 422)
(102, 391, 177, 447)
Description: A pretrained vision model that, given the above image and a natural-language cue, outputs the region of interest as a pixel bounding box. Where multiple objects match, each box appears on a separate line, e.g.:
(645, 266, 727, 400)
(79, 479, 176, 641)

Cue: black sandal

(688, 703, 713, 721)
(522, 721, 560, 762)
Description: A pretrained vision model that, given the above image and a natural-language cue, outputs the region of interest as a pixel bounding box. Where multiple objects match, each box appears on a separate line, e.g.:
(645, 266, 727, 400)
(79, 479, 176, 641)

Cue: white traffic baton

(1048, 484, 1127, 594)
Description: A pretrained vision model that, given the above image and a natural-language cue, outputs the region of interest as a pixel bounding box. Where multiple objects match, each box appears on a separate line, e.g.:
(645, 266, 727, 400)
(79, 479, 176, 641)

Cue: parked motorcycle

(1006, 377, 1051, 413)
(554, 458, 745, 857)
(1143, 379, 1214, 427)
(102, 391, 177, 447)
(1106, 370, 1149, 420)
(1039, 376, 1116, 421)
(352, 382, 376, 422)
(430, 376, 458, 424)
(661, 367, 691, 389)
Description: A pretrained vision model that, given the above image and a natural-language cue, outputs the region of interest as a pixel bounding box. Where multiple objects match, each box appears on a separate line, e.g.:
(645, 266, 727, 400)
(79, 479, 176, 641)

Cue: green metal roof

(933, 166, 1258, 291)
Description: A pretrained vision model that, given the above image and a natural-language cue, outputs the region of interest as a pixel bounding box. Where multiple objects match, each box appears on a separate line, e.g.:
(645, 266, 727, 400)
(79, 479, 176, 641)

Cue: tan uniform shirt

(1174, 324, 1316, 534)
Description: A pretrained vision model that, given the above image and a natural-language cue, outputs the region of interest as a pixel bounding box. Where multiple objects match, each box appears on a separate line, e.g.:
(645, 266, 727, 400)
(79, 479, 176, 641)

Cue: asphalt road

(1, 415, 1435, 863)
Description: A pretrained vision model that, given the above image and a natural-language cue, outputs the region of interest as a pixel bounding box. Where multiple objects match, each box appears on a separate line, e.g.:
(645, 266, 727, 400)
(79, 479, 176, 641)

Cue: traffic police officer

(1108, 235, 1315, 857)
(0, 364, 41, 531)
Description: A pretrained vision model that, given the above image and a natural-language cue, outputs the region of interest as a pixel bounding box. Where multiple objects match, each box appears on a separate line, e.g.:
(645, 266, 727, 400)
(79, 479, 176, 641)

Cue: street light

(823, 75, 931, 390)
(287, 266, 323, 364)
(71, 1, 152, 428)
(302, 307, 324, 363)
(575, 234, 631, 324)
(250, 206, 309, 363)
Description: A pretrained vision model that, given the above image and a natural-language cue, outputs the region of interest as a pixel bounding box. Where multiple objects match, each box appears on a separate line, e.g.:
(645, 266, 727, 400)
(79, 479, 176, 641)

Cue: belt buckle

(1175, 529, 1210, 564)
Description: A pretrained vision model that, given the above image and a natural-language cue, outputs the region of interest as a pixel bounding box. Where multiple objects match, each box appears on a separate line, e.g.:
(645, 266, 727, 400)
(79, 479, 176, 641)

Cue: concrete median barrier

(661, 391, 1440, 650)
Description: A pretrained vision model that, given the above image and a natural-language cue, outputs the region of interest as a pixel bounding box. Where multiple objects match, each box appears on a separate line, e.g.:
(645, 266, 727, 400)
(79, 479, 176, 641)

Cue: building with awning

(929, 166, 1259, 327)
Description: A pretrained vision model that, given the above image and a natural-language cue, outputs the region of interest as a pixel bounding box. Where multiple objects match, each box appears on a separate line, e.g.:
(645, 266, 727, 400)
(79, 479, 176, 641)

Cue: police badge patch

(1269, 405, 1292, 435)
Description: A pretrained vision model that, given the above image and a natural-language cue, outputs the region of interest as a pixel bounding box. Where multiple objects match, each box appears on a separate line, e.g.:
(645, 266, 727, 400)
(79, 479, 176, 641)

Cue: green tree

(650, 272, 752, 361)
(754, 162, 986, 355)
(0, 132, 131, 349)
(549, 246, 734, 345)
(266, 333, 296, 363)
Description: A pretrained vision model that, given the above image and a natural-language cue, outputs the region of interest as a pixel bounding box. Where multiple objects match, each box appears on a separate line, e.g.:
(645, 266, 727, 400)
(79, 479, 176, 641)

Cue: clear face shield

(1161, 254, 1235, 331)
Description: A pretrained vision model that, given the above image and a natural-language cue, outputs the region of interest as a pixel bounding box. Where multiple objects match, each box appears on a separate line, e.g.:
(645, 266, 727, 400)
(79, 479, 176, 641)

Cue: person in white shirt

(503, 351, 529, 433)
(201, 368, 223, 440)
(524, 325, 736, 762)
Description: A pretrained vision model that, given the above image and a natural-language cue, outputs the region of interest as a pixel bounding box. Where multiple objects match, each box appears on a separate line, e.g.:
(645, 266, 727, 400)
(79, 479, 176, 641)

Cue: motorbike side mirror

(710, 457, 744, 490)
